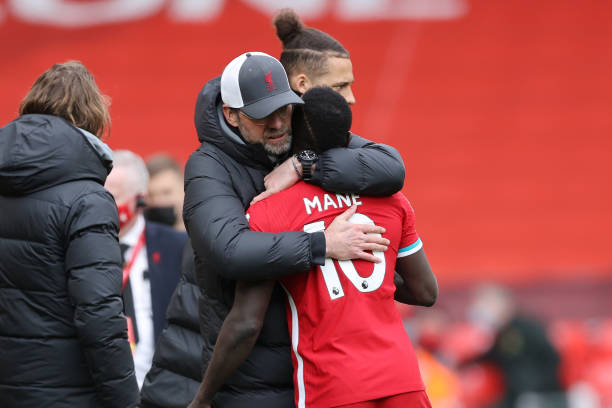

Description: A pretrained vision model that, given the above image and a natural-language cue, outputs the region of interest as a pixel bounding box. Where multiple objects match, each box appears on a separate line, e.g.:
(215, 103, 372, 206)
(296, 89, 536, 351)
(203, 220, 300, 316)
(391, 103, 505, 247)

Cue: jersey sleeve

(396, 193, 423, 258)
(246, 201, 270, 233)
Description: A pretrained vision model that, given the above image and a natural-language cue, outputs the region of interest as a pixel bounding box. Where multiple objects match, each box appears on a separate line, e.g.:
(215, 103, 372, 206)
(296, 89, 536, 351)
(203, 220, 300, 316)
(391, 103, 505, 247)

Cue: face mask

(144, 206, 177, 227)
(117, 201, 136, 230)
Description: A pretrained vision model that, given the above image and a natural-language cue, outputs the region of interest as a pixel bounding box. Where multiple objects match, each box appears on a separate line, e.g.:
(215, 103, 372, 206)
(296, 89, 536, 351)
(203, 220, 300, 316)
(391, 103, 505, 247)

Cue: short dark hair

(19, 61, 111, 138)
(273, 9, 350, 80)
(292, 86, 352, 154)
(146, 153, 182, 178)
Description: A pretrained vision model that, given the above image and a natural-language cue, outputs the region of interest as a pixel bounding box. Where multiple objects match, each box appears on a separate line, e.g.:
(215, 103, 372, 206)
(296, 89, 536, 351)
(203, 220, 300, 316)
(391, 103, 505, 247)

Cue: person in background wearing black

(467, 284, 567, 408)
(105, 149, 187, 389)
(145, 153, 186, 231)
(0, 61, 139, 407)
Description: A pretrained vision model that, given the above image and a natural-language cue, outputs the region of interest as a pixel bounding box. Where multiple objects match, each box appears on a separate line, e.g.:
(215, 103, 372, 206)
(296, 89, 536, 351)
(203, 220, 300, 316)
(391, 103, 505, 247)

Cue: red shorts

(333, 391, 432, 408)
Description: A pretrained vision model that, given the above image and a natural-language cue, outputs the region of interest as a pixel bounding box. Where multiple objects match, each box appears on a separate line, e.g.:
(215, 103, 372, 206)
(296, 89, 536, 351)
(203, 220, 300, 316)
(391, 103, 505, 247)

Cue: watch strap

(291, 155, 302, 178)
(301, 160, 314, 181)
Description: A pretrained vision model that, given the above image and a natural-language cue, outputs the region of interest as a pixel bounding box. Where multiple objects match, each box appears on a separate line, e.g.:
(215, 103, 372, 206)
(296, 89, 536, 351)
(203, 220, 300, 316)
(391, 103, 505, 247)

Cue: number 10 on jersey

(304, 213, 386, 300)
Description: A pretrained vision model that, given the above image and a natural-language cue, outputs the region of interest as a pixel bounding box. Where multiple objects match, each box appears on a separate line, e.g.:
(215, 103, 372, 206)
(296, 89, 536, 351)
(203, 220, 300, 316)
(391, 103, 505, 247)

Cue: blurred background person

(0, 61, 139, 407)
(407, 308, 464, 408)
(105, 149, 187, 389)
(145, 153, 185, 231)
(465, 284, 567, 408)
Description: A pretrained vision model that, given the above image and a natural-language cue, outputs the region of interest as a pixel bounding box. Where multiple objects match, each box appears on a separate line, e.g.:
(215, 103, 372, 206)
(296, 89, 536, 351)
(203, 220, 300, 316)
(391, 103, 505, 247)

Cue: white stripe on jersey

(280, 283, 306, 408)
(397, 238, 423, 258)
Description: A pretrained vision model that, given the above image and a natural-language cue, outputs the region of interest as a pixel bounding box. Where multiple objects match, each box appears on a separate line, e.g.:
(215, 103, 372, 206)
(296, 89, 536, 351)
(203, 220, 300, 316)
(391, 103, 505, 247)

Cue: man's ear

(222, 105, 239, 127)
(290, 73, 311, 95)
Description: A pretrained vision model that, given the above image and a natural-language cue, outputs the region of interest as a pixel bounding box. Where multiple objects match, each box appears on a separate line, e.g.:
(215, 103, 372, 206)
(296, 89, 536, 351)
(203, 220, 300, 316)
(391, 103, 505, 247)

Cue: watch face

(299, 150, 318, 161)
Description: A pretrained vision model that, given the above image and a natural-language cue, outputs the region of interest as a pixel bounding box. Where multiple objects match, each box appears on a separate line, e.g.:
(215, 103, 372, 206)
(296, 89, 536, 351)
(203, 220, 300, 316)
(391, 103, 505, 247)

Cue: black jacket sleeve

(309, 133, 405, 195)
(65, 190, 139, 408)
(183, 151, 326, 281)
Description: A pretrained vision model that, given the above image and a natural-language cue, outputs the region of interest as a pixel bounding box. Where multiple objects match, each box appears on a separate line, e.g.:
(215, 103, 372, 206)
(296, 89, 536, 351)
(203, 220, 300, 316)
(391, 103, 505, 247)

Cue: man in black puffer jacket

(142, 53, 404, 408)
(0, 61, 139, 407)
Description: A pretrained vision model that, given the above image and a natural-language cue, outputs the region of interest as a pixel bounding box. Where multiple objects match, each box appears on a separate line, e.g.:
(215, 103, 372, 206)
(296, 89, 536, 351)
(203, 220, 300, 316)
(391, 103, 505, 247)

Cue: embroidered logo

(264, 72, 276, 91)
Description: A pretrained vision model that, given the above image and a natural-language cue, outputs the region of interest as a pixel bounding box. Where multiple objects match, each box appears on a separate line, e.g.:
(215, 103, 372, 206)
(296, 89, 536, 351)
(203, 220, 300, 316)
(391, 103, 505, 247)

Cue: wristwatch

(296, 150, 318, 181)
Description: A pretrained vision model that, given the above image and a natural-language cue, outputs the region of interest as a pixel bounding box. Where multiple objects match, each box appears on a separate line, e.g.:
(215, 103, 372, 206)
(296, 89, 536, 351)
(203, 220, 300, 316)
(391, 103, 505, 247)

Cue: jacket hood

(194, 76, 276, 170)
(0, 114, 113, 196)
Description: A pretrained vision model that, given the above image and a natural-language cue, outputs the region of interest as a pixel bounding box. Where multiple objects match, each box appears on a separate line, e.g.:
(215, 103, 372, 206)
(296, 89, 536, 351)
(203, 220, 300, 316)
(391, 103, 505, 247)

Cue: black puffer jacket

(140, 77, 405, 408)
(0, 114, 139, 408)
(141, 242, 202, 408)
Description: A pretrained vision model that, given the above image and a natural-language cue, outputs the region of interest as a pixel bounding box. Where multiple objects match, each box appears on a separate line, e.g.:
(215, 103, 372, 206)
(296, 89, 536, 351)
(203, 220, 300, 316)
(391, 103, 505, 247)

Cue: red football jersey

(247, 182, 425, 408)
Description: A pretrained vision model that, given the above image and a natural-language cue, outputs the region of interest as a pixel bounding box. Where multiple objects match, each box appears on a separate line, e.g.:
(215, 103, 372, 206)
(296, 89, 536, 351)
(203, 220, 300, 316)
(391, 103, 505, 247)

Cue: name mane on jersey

(303, 193, 362, 215)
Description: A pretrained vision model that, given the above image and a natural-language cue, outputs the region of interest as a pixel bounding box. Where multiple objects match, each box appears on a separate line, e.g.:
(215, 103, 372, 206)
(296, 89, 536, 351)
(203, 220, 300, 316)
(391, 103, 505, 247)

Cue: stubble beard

(236, 115, 292, 157)
(263, 128, 292, 157)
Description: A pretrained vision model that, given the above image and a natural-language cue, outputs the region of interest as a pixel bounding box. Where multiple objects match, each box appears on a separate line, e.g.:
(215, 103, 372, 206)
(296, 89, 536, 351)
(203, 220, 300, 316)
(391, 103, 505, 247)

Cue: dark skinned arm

(188, 279, 275, 408)
(393, 249, 438, 306)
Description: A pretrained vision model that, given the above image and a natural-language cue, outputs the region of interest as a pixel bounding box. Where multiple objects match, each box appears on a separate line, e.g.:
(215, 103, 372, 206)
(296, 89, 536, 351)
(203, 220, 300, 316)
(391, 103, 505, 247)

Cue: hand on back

(325, 205, 389, 263)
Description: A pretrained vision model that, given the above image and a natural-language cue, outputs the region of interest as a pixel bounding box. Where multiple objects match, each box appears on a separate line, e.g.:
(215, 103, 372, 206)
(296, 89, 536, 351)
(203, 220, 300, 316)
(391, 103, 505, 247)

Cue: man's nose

(345, 87, 356, 105)
(266, 113, 283, 129)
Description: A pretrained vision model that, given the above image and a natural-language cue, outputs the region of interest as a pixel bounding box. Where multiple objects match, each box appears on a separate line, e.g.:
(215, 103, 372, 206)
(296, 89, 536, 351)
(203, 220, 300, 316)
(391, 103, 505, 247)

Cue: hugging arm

(312, 134, 405, 196)
(394, 249, 438, 306)
(184, 152, 389, 281)
(188, 280, 275, 408)
(252, 134, 405, 204)
(184, 151, 324, 280)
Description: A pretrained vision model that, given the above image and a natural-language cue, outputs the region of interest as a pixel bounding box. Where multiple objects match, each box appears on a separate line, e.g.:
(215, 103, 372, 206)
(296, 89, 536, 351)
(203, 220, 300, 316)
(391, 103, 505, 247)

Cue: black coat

(140, 77, 405, 408)
(143, 221, 188, 342)
(0, 114, 139, 408)
(479, 315, 565, 408)
(141, 242, 202, 408)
